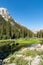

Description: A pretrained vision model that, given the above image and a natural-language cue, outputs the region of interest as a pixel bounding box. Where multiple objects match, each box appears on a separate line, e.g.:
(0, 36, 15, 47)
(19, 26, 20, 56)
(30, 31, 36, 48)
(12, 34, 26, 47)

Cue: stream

(0, 60, 3, 65)
(29, 43, 41, 47)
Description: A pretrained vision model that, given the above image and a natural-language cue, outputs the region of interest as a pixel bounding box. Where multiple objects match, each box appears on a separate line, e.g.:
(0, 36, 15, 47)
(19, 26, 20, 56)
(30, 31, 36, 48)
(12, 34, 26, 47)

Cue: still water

(0, 60, 3, 65)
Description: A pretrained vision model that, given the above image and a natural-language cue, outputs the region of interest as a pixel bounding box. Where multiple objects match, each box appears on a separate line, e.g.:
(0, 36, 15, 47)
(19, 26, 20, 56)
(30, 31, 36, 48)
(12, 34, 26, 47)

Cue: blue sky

(0, 0, 43, 30)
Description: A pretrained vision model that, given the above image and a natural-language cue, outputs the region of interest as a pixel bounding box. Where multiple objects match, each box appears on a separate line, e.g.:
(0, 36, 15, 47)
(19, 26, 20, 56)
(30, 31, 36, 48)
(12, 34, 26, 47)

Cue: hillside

(0, 15, 33, 39)
(0, 8, 33, 39)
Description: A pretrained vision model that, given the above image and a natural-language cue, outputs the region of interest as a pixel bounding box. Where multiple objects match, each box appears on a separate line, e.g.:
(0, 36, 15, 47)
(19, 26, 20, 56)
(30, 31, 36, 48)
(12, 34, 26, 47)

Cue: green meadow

(0, 38, 43, 47)
(15, 38, 43, 45)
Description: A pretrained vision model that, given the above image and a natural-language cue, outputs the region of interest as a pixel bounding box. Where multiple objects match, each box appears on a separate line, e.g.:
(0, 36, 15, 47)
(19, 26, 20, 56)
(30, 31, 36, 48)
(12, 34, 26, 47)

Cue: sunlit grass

(16, 38, 42, 45)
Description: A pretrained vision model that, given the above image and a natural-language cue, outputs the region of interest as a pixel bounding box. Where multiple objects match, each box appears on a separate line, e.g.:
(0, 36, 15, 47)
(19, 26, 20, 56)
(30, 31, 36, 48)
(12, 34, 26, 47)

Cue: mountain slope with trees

(0, 15, 34, 39)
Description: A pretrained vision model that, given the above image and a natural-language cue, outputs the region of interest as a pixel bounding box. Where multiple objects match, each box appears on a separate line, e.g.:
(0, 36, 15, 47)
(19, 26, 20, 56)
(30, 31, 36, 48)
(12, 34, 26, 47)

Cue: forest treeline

(0, 15, 34, 39)
(0, 15, 43, 39)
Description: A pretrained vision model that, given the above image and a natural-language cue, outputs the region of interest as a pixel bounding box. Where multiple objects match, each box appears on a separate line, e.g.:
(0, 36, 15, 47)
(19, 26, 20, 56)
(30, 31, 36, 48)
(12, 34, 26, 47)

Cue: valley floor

(0, 38, 43, 65)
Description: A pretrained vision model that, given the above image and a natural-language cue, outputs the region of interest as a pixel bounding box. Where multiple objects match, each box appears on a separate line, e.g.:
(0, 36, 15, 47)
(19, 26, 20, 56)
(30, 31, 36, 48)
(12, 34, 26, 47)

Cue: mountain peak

(0, 7, 11, 21)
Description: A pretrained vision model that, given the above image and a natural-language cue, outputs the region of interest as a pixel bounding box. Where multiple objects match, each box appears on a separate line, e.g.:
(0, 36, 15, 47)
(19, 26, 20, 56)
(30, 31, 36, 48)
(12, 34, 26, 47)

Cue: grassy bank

(15, 38, 43, 45)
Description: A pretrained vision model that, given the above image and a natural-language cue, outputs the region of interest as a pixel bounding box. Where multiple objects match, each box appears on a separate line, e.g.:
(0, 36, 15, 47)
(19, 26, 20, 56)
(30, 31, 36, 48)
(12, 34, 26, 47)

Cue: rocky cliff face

(0, 8, 11, 21)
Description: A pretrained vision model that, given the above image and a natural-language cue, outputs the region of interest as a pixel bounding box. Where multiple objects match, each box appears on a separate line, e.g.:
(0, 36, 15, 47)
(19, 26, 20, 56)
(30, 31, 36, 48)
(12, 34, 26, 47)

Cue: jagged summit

(0, 7, 11, 21)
